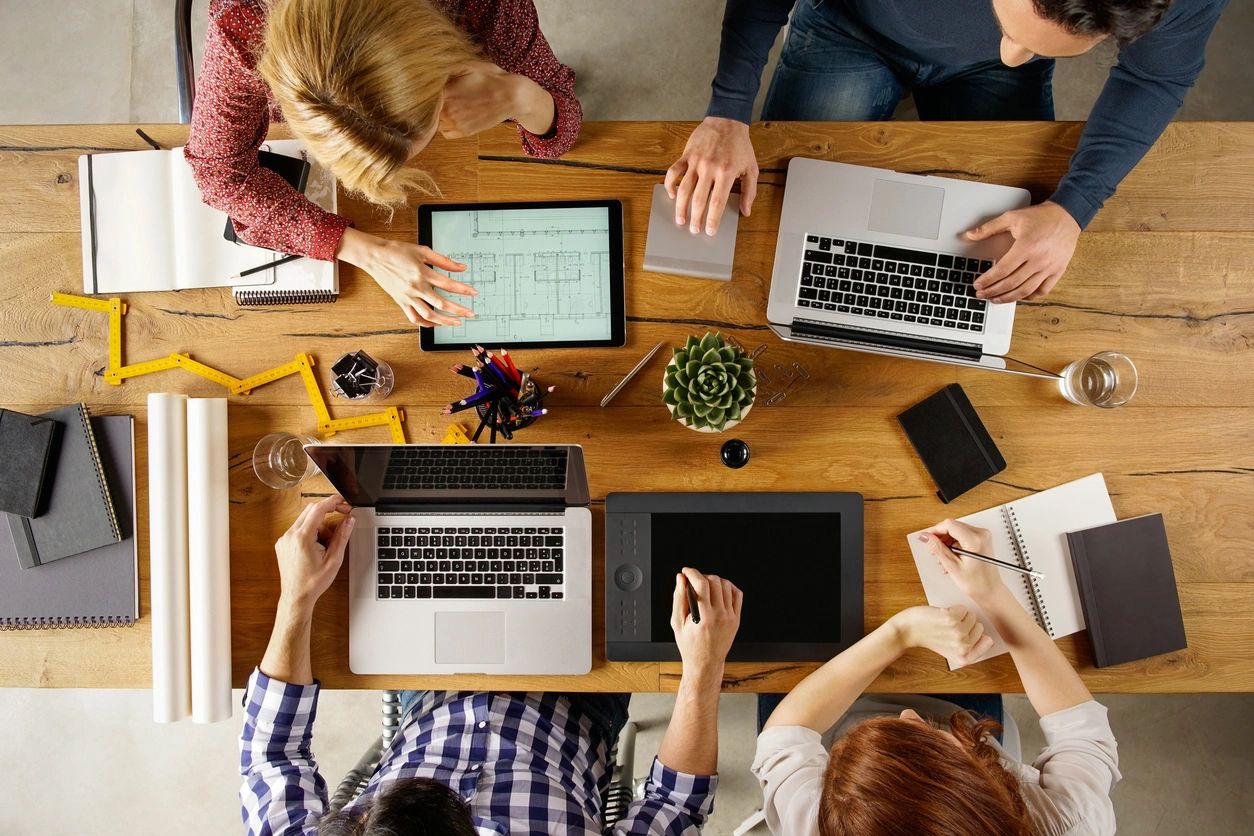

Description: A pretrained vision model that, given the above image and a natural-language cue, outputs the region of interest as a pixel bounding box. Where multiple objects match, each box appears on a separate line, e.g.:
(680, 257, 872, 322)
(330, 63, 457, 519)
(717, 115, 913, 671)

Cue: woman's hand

(336, 227, 476, 326)
(274, 495, 355, 618)
(918, 518, 1004, 602)
(441, 60, 555, 139)
(889, 605, 994, 667)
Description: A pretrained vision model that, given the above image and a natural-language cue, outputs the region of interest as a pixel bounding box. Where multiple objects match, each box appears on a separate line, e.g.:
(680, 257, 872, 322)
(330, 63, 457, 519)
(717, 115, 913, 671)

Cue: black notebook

(4, 403, 121, 569)
(0, 408, 60, 518)
(1067, 514, 1187, 668)
(0, 415, 138, 628)
(897, 384, 1006, 503)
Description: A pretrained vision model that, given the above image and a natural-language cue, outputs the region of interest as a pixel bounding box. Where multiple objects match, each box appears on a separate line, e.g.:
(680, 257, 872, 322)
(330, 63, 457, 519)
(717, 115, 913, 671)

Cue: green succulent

(663, 332, 756, 431)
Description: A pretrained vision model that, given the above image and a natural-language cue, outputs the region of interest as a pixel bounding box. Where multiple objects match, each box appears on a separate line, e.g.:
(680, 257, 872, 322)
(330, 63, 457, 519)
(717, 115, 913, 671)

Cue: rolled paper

(148, 393, 190, 723)
(187, 398, 232, 724)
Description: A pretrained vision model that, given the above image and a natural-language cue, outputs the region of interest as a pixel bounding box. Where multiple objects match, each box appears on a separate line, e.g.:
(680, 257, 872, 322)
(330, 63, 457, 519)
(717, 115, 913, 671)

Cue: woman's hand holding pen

(918, 519, 1004, 601)
(335, 227, 478, 327)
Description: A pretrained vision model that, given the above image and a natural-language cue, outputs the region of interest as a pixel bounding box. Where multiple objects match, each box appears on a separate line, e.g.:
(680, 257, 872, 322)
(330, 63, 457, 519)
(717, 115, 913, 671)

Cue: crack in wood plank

(283, 328, 417, 338)
(627, 315, 771, 331)
(1129, 468, 1254, 477)
(1027, 300, 1254, 323)
(0, 336, 78, 348)
(865, 494, 926, 503)
(155, 308, 241, 321)
(988, 478, 1044, 493)
(0, 145, 139, 153)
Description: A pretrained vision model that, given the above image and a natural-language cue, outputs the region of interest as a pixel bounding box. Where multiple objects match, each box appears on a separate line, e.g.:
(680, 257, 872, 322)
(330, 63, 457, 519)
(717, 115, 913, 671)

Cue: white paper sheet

(187, 398, 232, 724)
(148, 393, 190, 723)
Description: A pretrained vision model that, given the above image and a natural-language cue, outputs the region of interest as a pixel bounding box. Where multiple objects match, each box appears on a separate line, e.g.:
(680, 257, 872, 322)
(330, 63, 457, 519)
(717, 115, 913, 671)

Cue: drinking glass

(252, 432, 318, 489)
(1058, 352, 1138, 408)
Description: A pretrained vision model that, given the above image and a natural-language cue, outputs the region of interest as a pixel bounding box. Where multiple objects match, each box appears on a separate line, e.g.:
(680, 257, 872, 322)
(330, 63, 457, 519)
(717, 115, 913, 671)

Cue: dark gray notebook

(5, 403, 120, 568)
(0, 416, 137, 628)
(1067, 514, 1187, 668)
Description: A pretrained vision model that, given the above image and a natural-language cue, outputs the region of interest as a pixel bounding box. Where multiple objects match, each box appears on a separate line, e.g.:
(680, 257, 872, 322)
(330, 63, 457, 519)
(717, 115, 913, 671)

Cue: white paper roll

(148, 393, 190, 723)
(187, 398, 232, 724)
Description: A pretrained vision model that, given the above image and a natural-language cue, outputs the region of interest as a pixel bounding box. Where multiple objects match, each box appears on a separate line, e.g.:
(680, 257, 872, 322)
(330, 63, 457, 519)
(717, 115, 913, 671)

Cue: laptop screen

(305, 444, 585, 506)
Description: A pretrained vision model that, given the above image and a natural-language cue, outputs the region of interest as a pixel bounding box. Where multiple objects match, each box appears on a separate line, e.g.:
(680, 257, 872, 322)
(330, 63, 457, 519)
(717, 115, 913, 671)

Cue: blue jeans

(398, 691, 631, 750)
(762, 0, 1054, 122)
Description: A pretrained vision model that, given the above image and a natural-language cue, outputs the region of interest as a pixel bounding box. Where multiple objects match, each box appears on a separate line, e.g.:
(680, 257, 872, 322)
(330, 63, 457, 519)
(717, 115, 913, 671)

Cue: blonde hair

(257, 0, 478, 206)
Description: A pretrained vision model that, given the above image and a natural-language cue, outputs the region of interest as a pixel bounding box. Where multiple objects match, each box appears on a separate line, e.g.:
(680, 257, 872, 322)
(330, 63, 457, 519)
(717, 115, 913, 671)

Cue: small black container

(720, 438, 751, 469)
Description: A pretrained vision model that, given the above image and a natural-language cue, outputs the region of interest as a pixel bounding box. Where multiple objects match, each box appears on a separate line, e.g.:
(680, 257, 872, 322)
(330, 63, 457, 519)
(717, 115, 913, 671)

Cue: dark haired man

(668, 0, 1228, 303)
(240, 496, 743, 834)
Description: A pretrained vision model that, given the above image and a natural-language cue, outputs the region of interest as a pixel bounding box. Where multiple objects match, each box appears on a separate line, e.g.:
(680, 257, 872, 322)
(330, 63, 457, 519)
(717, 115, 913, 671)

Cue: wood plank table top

(0, 121, 1251, 693)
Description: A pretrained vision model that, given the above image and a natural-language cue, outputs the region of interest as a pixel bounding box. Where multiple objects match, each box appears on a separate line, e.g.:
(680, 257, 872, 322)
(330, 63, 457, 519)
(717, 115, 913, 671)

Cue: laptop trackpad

(867, 178, 945, 240)
(435, 611, 506, 665)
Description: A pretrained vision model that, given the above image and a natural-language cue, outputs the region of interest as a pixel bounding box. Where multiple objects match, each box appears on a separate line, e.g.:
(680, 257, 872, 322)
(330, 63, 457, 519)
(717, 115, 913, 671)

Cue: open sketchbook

(79, 139, 338, 303)
(906, 473, 1116, 668)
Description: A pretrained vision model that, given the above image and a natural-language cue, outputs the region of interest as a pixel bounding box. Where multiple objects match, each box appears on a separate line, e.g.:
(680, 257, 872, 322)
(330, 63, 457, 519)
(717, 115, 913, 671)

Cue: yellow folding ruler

(51, 293, 127, 385)
(321, 407, 406, 443)
(108, 353, 187, 382)
(232, 353, 332, 429)
(441, 423, 471, 445)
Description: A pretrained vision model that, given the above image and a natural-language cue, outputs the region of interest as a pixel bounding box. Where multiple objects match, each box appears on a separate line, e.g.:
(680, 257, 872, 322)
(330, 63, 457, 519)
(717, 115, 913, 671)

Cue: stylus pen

(685, 577, 701, 624)
(601, 342, 666, 407)
(231, 252, 303, 280)
(950, 546, 1044, 580)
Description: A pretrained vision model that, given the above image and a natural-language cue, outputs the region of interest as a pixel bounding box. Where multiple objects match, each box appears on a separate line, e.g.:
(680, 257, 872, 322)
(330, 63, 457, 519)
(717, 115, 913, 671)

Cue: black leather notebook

(897, 384, 1006, 503)
(0, 408, 60, 518)
(3, 403, 121, 569)
(1067, 514, 1187, 668)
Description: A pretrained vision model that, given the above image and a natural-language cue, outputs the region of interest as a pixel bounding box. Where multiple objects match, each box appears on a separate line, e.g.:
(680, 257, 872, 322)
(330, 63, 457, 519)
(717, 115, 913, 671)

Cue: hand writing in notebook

(335, 227, 478, 327)
(919, 519, 1004, 600)
(274, 494, 355, 617)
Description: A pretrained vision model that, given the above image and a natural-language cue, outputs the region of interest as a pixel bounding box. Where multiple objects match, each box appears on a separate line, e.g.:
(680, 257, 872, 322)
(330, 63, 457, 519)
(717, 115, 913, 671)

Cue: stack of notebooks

(0, 404, 138, 629)
(907, 473, 1187, 669)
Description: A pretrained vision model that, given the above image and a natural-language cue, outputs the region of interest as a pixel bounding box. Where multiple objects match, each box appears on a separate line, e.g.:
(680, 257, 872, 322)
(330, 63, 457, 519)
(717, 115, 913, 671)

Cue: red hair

(819, 712, 1032, 836)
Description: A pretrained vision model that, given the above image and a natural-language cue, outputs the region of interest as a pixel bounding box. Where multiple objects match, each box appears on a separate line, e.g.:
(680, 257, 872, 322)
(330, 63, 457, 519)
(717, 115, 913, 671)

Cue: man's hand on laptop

(966, 201, 1080, 303)
(671, 567, 743, 680)
(275, 494, 355, 619)
(665, 117, 758, 237)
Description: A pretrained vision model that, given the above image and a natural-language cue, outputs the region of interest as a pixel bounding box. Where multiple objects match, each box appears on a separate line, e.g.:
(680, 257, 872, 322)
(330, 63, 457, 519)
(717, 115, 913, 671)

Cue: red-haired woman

(754, 518, 1119, 836)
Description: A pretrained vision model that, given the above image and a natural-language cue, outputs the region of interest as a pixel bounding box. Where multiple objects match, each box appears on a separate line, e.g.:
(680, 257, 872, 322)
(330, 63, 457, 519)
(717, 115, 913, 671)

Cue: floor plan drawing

(428, 207, 614, 344)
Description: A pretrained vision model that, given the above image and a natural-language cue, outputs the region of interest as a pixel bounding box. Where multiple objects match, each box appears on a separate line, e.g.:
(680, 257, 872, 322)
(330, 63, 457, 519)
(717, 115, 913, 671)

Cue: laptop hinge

(374, 502, 564, 516)
(791, 318, 983, 360)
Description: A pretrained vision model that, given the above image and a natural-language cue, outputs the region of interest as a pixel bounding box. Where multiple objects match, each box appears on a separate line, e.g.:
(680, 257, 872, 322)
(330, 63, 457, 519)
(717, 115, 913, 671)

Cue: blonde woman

(185, 0, 582, 326)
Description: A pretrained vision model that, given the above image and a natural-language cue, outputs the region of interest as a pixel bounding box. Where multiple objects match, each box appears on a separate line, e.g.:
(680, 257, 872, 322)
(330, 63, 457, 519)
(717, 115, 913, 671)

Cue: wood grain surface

(0, 122, 1251, 693)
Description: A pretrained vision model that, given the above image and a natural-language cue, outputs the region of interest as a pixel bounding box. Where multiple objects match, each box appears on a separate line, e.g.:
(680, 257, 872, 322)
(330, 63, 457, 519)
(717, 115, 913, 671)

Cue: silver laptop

(305, 443, 592, 675)
(767, 158, 1032, 373)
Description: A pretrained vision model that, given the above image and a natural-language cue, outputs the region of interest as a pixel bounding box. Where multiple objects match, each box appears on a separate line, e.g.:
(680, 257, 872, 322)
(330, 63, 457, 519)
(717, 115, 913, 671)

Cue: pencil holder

(444, 347, 553, 443)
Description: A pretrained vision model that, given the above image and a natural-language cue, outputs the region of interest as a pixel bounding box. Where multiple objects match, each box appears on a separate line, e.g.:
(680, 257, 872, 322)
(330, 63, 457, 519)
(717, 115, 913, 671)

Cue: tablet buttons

(613, 564, 643, 592)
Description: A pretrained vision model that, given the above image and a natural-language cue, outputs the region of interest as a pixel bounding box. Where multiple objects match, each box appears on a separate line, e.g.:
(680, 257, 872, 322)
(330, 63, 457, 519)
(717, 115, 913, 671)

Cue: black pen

(231, 252, 303, 280)
(685, 575, 701, 624)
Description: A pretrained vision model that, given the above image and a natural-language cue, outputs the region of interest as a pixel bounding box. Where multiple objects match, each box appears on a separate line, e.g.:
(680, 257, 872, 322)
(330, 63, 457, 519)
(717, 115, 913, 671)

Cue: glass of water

(1058, 352, 1138, 408)
(252, 432, 318, 489)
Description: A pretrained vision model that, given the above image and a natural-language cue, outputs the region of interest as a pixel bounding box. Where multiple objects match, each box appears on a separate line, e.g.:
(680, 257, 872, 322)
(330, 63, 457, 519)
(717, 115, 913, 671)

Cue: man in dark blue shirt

(666, 0, 1228, 303)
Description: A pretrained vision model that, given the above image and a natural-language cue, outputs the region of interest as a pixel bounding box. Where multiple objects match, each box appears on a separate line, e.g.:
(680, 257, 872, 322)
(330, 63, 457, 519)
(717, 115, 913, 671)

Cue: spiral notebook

(907, 473, 1116, 668)
(0, 415, 137, 629)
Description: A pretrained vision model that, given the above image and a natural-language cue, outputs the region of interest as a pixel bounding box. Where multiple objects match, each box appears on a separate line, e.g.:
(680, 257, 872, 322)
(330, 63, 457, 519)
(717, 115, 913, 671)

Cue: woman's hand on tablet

(336, 227, 477, 327)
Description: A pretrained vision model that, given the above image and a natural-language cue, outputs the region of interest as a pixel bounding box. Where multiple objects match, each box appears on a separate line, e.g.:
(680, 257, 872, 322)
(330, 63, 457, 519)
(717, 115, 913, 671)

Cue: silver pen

(600, 341, 666, 407)
(949, 545, 1044, 580)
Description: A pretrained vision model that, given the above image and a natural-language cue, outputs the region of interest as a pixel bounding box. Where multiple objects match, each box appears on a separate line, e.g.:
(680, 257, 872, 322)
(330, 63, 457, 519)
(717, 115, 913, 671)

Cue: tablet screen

(648, 512, 843, 643)
(422, 202, 624, 349)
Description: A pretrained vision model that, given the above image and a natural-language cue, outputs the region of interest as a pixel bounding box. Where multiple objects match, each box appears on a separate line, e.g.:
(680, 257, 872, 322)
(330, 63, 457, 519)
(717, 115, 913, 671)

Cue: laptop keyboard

(797, 235, 991, 333)
(383, 447, 568, 491)
(376, 525, 565, 601)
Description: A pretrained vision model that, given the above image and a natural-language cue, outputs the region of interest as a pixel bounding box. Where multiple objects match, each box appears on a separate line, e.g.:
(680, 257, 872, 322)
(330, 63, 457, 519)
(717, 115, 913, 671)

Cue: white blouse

(752, 696, 1121, 836)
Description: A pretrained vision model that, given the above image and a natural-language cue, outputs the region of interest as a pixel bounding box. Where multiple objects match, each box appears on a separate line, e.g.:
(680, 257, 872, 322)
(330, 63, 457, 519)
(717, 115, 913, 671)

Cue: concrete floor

(1, 1, 1252, 834)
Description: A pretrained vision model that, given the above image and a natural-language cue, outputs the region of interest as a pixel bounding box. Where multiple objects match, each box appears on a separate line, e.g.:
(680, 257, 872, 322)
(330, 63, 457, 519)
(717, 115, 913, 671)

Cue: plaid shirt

(240, 669, 717, 835)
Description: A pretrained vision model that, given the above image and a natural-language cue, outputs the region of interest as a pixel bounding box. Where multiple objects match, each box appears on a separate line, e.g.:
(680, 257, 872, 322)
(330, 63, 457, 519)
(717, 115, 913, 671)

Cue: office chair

(328, 694, 641, 833)
(176, 0, 196, 123)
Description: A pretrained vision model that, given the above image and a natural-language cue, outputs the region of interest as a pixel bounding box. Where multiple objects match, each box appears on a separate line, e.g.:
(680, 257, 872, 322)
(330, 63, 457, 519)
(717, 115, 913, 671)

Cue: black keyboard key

(536, 574, 564, 585)
(377, 535, 389, 547)
(378, 572, 394, 585)
(538, 587, 551, 599)
(807, 234, 819, 243)
(458, 572, 471, 585)
(871, 259, 884, 271)
(844, 241, 857, 254)
(973, 312, 985, 325)
(497, 586, 513, 599)
(805, 250, 832, 264)
(378, 587, 391, 598)
(859, 257, 871, 269)
(403, 587, 416, 599)
(818, 237, 831, 250)
(910, 264, 923, 277)
(959, 309, 972, 322)
(416, 587, 432, 598)
(544, 536, 563, 546)
(872, 244, 936, 266)
(510, 573, 523, 585)
(856, 242, 872, 256)
(379, 560, 400, 572)
(938, 254, 954, 268)
(979, 259, 993, 272)
(799, 287, 818, 300)
(923, 267, 935, 278)
(434, 586, 495, 599)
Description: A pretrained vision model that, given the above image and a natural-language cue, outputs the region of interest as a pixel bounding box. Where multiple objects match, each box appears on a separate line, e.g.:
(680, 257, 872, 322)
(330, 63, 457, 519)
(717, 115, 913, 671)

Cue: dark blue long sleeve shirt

(707, 0, 1229, 228)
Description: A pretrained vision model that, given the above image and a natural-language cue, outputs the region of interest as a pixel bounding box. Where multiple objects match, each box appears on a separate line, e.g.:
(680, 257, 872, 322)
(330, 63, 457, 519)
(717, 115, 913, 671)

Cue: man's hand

(967, 201, 1080, 303)
(670, 567, 743, 679)
(888, 605, 994, 668)
(441, 60, 555, 138)
(665, 117, 759, 236)
(275, 494, 355, 618)
(918, 519, 1004, 602)
(336, 227, 477, 326)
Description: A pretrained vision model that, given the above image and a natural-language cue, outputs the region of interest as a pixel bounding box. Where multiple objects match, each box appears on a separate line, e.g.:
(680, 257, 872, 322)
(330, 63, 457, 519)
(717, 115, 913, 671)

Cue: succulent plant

(663, 332, 756, 432)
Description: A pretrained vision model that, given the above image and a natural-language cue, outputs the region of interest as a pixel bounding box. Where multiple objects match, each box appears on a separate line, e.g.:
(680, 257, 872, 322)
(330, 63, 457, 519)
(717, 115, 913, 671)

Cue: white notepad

(907, 473, 1116, 667)
(78, 140, 337, 301)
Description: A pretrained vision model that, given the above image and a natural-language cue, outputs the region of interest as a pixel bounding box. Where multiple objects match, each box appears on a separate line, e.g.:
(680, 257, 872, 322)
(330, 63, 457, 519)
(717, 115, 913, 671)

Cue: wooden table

(1, 121, 1251, 693)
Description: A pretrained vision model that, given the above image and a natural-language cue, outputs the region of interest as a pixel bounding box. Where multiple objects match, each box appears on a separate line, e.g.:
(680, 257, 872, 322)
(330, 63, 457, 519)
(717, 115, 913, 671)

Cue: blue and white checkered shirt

(240, 669, 718, 835)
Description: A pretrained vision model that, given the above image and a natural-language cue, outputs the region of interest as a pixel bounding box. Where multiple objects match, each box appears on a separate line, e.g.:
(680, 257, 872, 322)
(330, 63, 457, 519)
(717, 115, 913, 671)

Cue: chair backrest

(176, 0, 197, 123)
